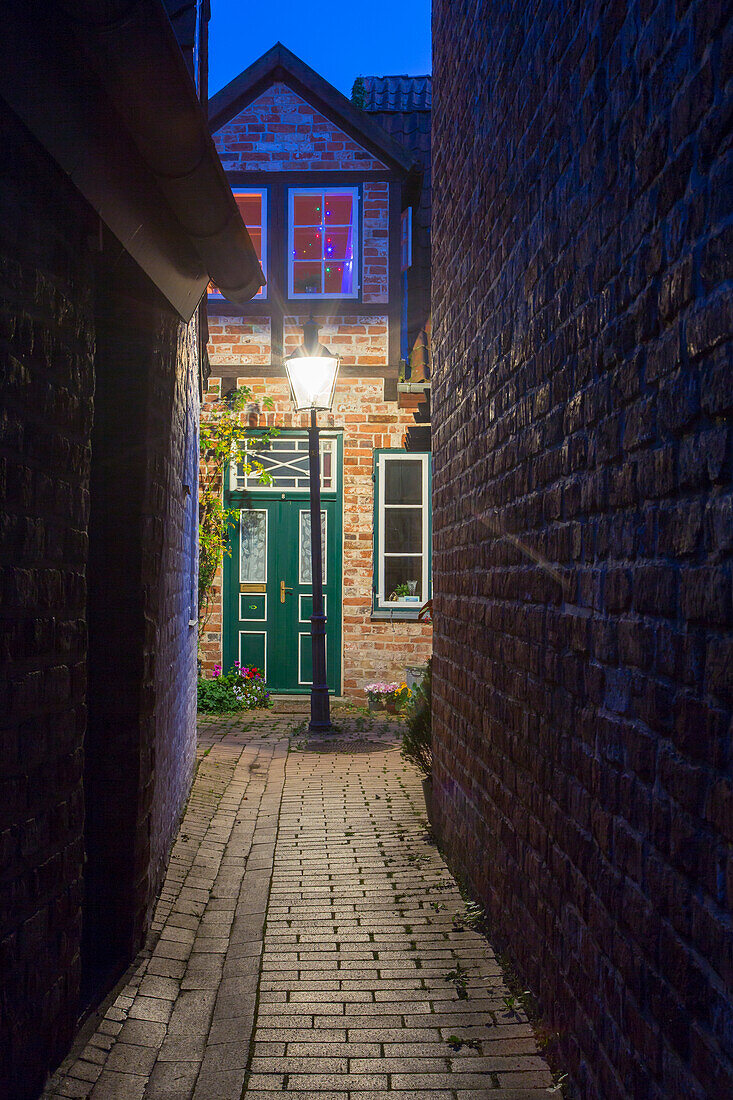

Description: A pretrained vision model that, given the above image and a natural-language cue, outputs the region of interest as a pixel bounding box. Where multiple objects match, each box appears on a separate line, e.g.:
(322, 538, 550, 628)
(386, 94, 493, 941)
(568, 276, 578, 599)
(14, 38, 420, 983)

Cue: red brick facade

(216, 82, 388, 172)
(204, 57, 432, 695)
(200, 377, 432, 690)
(432, 2, 732, 1098)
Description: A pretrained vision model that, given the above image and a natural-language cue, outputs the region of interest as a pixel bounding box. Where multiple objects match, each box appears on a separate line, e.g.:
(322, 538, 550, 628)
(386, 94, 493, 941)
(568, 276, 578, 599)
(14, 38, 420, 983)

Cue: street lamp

(284, 321, 340, 733)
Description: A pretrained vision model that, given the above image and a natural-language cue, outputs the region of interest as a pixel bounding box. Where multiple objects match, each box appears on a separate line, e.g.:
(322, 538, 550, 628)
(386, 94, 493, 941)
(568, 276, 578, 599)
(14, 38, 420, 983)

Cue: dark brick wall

(83, 248, 199, 999)
(431, 3, 732, 1098)
(0, 100, 95, 1099)
(0, 102, 199, 1098)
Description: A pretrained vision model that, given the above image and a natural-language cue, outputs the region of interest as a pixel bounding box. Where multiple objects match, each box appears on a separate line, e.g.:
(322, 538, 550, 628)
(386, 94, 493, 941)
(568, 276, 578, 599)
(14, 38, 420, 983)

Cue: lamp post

(284, 321, 340, 733)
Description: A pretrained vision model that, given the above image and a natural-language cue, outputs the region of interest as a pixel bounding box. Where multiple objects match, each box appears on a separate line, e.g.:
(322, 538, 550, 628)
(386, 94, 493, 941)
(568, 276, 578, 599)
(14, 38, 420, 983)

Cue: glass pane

(324, 227, 353, 260)
(239, 438, 335, 492)
(293, 227, 322, 260)
(293, 262, 322, 295)
(384, 459, 422, 505)
(324, 193, 353, 224)
(385, 507, 423, 553)
(234, 193, 262, 229)
(240, 510, 267, 583)
(384, 556, 422, 600)
(324, 262, 354, 295)
(300, 511, 327, 584)
(247, 228, 262, 262)
(293, 194, 322, 226)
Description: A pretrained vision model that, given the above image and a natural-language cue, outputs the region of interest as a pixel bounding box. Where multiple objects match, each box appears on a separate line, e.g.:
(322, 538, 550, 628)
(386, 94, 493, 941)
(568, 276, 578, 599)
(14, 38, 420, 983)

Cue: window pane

(240, 510, 267, 583)
(324, 227, 353, 260)
(385, 460, 422, 505)
(325, 262, 354, 295)
(293, 228, 322, 260)
(324, 193, 353, 224)
(293, 194, 322, 226)
(293, 262, 322, 295)
(384, 556, 423, 600)
(385, 508, 422, 553)
(300, 511, 326, 584)
(234, 193, 262, 227)
(247, 228, 262, 263)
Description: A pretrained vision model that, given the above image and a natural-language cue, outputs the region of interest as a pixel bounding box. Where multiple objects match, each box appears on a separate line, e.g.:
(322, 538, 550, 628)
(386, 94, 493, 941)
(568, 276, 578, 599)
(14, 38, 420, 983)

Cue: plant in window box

(364, 681, 410, 714)
(388, 583, 411, 601)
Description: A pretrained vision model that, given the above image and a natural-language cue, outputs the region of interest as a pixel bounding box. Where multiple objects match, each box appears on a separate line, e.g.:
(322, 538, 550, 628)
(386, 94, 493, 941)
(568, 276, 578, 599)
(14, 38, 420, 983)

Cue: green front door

(223, 434, 342, 694)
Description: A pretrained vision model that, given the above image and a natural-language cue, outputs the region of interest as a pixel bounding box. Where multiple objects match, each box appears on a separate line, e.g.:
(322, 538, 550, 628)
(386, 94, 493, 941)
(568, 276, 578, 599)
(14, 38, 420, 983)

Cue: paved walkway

(44, 709, 555, 1099)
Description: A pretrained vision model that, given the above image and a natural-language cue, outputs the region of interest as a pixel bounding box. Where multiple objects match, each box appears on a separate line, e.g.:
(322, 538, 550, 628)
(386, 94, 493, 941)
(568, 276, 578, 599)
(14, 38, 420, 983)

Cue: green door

(223, 434, 342, 694)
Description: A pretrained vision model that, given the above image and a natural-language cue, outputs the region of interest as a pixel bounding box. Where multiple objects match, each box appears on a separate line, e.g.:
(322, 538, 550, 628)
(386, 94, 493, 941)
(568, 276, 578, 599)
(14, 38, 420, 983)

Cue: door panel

(223, 441, 342, 694)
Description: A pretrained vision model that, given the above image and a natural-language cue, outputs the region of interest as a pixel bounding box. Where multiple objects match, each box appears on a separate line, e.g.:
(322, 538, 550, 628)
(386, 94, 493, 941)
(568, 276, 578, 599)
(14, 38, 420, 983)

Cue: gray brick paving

(44, 708, 555, 1098)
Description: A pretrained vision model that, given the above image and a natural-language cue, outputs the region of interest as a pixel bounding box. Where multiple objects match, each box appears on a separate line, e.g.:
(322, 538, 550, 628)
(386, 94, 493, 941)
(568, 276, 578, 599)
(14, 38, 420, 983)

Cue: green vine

(198, 386, 275, 635)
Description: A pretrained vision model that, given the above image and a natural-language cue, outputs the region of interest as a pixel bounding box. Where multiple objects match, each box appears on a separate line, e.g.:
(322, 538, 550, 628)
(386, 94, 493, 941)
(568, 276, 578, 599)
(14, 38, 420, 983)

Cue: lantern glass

(285, 354, 339, 412)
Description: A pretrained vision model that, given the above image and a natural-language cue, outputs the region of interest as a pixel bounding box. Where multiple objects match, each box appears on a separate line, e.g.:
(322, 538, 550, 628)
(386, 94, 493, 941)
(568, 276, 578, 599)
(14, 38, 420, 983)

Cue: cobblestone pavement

(44, 708, 555, 1100)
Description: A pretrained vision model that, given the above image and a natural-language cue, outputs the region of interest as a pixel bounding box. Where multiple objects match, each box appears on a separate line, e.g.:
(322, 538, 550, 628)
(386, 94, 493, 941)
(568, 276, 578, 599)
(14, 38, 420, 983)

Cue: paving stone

(42, 712, 555, 1100)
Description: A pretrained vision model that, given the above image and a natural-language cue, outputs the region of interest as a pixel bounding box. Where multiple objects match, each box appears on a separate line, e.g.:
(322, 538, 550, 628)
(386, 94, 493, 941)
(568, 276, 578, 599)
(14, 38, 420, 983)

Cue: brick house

(202, 45, 433, 696)
(431, 2, 732, 1098)
(0, 3, 262, 1095)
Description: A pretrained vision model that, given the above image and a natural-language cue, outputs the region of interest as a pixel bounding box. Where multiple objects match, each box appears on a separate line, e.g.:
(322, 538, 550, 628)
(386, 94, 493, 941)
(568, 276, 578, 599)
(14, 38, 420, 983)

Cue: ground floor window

(374, 450, 431, 612)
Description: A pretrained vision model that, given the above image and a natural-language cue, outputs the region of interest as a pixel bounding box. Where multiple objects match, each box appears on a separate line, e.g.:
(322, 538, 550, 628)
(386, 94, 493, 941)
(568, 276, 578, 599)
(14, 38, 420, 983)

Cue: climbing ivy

(198, 386, 275, 635)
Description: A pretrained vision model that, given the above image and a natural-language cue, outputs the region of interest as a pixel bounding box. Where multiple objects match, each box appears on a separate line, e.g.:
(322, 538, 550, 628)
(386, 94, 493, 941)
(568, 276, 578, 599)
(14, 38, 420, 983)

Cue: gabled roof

(359, 75, 432, 113)
(209, 42, 415, 175)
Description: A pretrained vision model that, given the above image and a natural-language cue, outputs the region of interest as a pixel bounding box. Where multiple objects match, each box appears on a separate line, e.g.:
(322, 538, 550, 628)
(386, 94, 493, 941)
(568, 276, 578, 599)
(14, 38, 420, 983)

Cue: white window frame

(209, 187, 267, 300)
(288, 186, 359, 299)
(375, 451, 430, 612)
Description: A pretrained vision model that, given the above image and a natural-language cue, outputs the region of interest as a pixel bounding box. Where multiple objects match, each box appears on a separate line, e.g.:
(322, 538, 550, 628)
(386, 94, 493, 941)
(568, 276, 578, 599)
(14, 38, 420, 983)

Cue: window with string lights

(288, 187, 359, 298)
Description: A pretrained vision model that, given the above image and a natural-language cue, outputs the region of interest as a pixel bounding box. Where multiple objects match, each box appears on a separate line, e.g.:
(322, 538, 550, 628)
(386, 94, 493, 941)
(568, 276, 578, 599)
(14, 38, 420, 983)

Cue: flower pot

(422, 775, 433, 824)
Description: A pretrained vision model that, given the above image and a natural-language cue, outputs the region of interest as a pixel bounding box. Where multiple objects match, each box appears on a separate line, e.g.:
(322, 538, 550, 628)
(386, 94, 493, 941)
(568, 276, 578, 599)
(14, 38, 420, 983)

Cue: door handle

(280, 580, 293, 603)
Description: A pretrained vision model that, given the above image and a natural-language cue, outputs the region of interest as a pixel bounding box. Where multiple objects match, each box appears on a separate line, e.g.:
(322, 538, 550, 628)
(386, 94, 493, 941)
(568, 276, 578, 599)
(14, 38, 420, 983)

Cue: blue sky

(208, 0, 432, 99)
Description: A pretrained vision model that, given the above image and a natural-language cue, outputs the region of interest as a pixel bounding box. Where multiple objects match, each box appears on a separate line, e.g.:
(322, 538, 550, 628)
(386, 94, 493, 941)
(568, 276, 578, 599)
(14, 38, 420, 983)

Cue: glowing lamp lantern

(284, 334, 339, 412)
(284, 321, 340, 732)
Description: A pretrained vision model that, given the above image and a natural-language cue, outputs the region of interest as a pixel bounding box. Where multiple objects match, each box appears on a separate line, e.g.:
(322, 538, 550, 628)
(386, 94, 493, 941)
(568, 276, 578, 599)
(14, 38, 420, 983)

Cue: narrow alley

(44, 709, 554, 1100)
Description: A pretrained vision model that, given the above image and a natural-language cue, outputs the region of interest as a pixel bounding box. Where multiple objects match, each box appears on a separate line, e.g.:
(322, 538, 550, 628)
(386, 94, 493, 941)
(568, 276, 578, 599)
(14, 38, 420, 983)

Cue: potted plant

(400, 660, 433, 821)
(365, 681, 410, 713)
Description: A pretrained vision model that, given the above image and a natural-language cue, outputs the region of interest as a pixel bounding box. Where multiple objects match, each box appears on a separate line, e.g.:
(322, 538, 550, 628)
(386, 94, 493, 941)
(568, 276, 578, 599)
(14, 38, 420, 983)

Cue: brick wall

(283, 315, 388, 367)
(214, 82, 387, 171)
(0, 101, 94, 1099)
(432, 2, 732, 1099)
(207, 316, 271, 365)
(0, 101, 199, 1097)
(362, 183, 389, 303)
(84, 240, 199, 1001)
(200, 375, 432, 690)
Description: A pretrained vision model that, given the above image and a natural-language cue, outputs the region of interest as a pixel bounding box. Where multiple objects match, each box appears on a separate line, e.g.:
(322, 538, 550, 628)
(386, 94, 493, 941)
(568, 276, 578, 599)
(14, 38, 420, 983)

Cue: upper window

(374, 451, 431, 612)
(209, 188, 267, 299)
(231, 436, 337, 493)
(288, 187, 359, 298)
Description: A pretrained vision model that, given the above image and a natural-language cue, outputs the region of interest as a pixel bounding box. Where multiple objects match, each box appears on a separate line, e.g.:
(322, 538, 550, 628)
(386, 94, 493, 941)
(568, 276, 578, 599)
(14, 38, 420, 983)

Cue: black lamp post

(284, 321, 340, 733)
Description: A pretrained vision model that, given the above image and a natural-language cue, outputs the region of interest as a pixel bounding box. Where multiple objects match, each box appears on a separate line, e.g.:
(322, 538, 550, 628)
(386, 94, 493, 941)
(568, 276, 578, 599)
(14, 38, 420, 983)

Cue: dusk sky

(208, 0, 432, 99)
